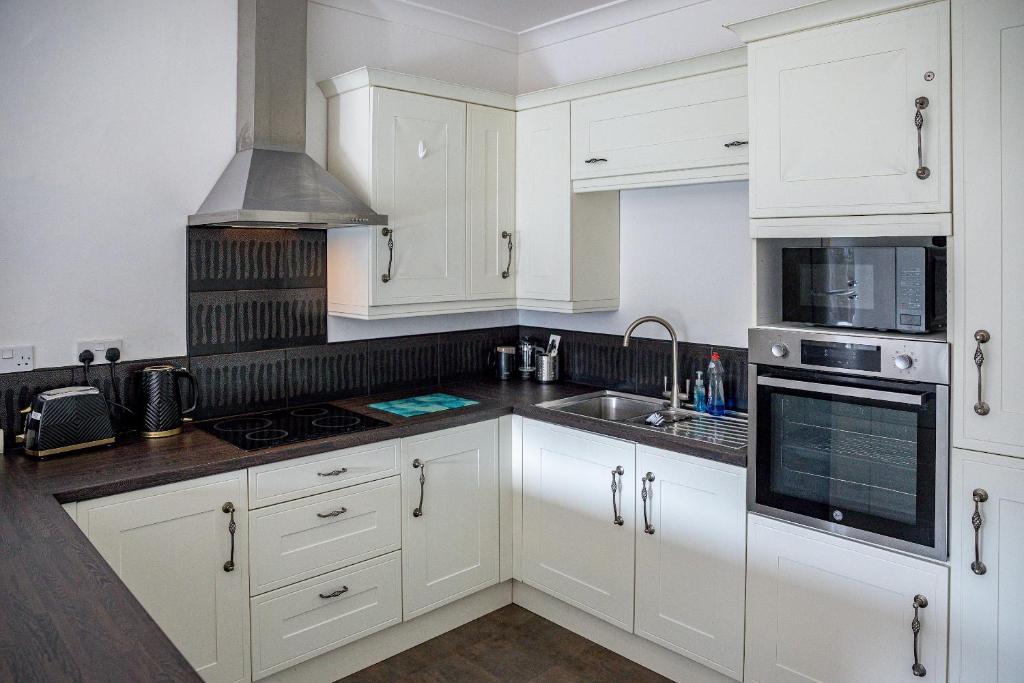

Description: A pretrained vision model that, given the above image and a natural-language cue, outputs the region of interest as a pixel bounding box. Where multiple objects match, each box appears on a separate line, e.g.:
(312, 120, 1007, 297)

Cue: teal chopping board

(368, 393, 479, 418)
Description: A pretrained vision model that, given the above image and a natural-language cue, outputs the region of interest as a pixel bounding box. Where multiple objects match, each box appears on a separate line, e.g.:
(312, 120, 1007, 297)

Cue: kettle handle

(174, 368, 199, 416)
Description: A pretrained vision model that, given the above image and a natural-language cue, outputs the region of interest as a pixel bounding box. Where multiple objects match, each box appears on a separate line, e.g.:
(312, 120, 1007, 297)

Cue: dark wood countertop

(0, 377, 746, 681)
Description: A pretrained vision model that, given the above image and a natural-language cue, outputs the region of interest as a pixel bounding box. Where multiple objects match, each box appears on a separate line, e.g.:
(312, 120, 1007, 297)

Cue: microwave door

(813, 248, 896, 331)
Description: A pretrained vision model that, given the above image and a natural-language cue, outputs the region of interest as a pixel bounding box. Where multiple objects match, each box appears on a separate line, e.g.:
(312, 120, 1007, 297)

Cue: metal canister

(534, 352, 560, 383)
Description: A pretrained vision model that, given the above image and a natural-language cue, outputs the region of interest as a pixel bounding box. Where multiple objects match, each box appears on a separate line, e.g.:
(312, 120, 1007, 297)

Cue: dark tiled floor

(338, 605, 670, 683)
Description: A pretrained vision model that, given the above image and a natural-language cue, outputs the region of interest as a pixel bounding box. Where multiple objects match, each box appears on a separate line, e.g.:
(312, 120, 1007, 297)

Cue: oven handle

(757, 376, 925, 405)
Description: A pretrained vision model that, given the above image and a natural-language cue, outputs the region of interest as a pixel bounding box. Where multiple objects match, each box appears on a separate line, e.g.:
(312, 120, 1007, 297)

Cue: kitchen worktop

(0, 377, 746, 681)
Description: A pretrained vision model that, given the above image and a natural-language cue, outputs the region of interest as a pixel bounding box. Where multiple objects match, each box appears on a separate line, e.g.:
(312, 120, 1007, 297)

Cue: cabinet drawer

(247, 440, 399, 508)
(250, 477, 401, 595)
(251, 551, 402, 679)
(571, 67, 747, 182)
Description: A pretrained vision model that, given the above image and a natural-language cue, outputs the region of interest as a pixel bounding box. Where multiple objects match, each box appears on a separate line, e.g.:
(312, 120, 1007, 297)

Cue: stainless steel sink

(538, 391, 665, 422)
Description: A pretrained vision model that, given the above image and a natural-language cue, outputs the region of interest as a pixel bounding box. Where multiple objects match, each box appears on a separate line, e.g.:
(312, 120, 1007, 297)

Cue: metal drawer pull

(971, 488, 989, 575)
(610, 466, 625, 526)
(501, 230, 513, 279)
(974, 330, 990, 415)
(911, 594, 928, 677)
(915, 97, 930, 180)
(412, 458, 425, 517)
(584, 157, 607, 164)
(381, 227, 394, 283)
(723, 140, 748, 148)
(316, 507, 348, 518)
(319, 586, 349, 599)
(222, 502, 236, 572)
(641, 472, 655, 535)
(317, 468, 348, 477)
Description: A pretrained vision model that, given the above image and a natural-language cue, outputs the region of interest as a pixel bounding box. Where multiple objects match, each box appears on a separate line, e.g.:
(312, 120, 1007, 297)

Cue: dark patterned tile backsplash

(188, 291, 237, 356)
(368, 335, 440, 393)
(287, 342, 367, 405)
(572, 331, 637, 392)
(187, 228, 326, 292)
(190, 350, 288, 419)
(439, 326, 518, 381)
(236, 288, 327, 352)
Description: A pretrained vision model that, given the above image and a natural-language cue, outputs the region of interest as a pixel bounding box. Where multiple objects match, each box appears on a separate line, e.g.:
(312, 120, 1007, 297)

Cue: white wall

(0, 0, 236, 368)
(519, 182, 752, 348)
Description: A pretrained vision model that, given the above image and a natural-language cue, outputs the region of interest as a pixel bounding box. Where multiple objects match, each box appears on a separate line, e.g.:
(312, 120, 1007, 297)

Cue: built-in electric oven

(748, 327, 949, 560)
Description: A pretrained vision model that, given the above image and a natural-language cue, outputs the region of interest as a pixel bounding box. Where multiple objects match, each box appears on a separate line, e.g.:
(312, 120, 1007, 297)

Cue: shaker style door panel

(745, 514, 948, 683)
(748, 1, 950, 217)
(467, 104, 516, 299)
(953, 0, 1024, 456)
(78, 472, 250, 683)
(401, 420, 500, 619)
(950, 449, 1024, 683)
(371, 88, 466, 305)
(634, 447, 746, 680)
(521, 420, 635, 631)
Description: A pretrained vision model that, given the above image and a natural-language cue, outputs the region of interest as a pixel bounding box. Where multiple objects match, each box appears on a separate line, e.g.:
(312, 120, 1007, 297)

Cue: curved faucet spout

(623, 316, 684, 410)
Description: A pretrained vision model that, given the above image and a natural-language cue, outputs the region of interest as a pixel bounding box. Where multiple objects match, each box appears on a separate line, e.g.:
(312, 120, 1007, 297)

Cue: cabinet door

(371, 88, 466, 305)
(467, 104, 515, 300)
(634, 447, 746, 680)
(515, 103, 572, 301)
(746, 514, 948, 683)
(521, 420, 635, 631)
(571, 67, 748, 181)
(401, 420, 499, 619)
(953, 0, 1024, 457)
(748, 2, 950, 217)
(950, 448, 1024, 683)
(78, 472, 249, 683)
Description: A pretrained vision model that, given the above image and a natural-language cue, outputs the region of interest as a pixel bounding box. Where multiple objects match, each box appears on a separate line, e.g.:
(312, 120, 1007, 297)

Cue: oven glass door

(755, 368, 940, 551)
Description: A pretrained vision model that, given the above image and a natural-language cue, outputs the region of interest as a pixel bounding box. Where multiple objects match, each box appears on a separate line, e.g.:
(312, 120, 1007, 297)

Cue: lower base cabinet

(77, 471, 250, 683)
(745, 514, 948, 683)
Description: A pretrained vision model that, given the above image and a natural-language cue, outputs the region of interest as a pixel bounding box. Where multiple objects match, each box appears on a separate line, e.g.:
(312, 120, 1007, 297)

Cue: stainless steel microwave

(782, 246, 946, 334)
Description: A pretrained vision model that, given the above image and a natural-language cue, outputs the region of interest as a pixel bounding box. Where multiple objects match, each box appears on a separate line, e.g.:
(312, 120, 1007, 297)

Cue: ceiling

(404, 0, 627, 34)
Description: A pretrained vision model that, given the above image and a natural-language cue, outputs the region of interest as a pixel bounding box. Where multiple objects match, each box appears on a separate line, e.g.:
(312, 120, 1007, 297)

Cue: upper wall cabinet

(570, 67, 749, 192)
(732, 0, 951, 221)
(467, 104, 516, 300)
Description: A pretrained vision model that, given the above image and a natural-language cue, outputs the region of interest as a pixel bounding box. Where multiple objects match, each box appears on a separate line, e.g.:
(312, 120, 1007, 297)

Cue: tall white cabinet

(77, 472, 250, 683)
(952, 0, 1024, 457)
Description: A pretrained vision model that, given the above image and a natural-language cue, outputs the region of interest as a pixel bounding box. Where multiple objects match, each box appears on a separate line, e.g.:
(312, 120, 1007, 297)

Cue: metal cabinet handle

(641, 472, 655, 535)
(610, 466, 625, 526)
(723, 140, 748, 148)
(317, 468, 348, 477)
(316, 507, 348, 518)
(974, 330, 991, 415)
(319, 586, 349, 599)
(971, 488, 989, 575)
(584, 157, 607, 164)
(911, 594, 928, 677)
(381, 227, 394, 283)
(412, 458, 425, 517)
(222, 502, 236, 572)
(501, 230, 513, 279)
(914, 97, 931, 180)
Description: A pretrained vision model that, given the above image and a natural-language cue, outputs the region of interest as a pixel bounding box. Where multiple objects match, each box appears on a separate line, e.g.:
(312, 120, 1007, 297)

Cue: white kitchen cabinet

(515, 103, 620, 312)
(952, 0, 1024, 457)
(570, 67, 748, 191)
(521, 420, 635, 631)
(633, 447, 746, 680)
(467, 104, 516, 300)
(737, 1, 950, 219)
(745, 514, 948, 683)
(401, 420, 499, 620)
(77, 472, 250, 683)
(950, 448, 1024, 683)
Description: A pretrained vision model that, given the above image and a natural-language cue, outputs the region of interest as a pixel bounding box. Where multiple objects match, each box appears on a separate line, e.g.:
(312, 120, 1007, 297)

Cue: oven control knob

(894, 354, 914, 370)
(770, 343, 789, 359)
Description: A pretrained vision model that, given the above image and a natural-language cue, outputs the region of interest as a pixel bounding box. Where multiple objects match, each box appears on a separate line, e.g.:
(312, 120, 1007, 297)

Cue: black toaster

(17, 386, 115, 458)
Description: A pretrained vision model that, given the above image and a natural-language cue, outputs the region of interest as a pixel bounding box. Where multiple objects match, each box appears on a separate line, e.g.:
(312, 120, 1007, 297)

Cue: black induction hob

(198, 404, 389, 451)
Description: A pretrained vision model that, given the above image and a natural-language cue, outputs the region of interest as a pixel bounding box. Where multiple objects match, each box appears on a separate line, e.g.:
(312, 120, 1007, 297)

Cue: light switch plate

(0, 345, 34, 373)
(76, 338, 123, 363)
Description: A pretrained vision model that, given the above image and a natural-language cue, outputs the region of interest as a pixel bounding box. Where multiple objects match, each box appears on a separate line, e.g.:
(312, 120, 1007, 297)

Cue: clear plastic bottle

(707, 351, 726, 416)
(693, 370, 707, 412)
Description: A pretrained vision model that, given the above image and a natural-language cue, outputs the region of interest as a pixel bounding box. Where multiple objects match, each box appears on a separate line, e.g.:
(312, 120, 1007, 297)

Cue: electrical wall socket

(77, 338, 124, 363)
(0, 345, 35, 373)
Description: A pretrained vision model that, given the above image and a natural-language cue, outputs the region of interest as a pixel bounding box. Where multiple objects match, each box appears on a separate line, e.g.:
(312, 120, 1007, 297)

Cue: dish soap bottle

(693, 371, 707, 412)
(707, 351, 725, 416)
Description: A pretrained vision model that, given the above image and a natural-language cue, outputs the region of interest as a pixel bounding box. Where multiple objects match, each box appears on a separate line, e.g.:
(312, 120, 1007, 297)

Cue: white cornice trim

(725, 0, 936, 43)
(318, 66, 517, 109)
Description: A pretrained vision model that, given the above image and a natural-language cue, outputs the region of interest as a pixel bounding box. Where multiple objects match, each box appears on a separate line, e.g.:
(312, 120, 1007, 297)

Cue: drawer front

(248, 440, 399, 508)
(571, 67, 748, 180)
(251, 551, 402, 679)
(250, 477, 401, 595)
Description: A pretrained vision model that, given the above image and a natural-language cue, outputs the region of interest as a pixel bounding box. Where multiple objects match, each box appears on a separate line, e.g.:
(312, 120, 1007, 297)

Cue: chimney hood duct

(189, 0, 386, 229)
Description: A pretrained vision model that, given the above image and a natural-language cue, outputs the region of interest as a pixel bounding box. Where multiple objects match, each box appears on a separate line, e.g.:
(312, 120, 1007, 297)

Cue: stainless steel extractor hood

(189, 0, 386, 229)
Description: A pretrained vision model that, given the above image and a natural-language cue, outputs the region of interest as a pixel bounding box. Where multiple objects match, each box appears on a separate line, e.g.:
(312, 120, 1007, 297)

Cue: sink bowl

(537, 391, 664, 421)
